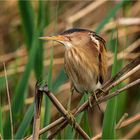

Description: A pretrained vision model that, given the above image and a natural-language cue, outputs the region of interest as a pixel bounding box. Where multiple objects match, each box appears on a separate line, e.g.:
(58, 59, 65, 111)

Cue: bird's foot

(90, 92, 101, 111)
(66, 110, 76, 129)
(96, 88, 106, 96)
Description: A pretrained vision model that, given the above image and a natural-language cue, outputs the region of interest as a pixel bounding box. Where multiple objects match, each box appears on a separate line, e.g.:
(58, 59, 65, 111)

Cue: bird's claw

(88, 96, 93, 108)
(96, 88, 106, 96)
(66, 110, 76, 129)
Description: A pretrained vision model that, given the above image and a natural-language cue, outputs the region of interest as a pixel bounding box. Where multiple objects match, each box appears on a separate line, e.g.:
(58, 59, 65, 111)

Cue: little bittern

(40, 28, 107, 102)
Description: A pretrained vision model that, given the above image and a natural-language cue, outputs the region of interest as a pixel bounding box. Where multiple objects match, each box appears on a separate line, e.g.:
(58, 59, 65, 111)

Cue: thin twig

(118, 114, 140, 129)
(26, 78, 140, 139)
(75, 64, 140, 116)
(123, 123, 140, 139)
(91, 132, 101, 140)
(25, 56, 140, 139)
(72, 57, 140, 117)
(98, 79, 140, 103)
(38, 85, 90, 140)
(103, 18, 140, 32)
(3, 63, 13, 140)
(104, 63, 140, 92)
(26, 117, 65, 140)
(115, 113, 128, 129)
(0, 58, 64, 77)
(32, 83, 43, 140)
(46, 78, 140, 139)
(92, 112, 140, 140)
(117, 17, 140, 26)
(102, 56, 140, 91)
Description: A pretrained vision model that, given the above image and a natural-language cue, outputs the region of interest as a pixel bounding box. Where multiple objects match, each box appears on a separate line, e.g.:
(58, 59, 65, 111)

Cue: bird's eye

(65, 35, 71, 41)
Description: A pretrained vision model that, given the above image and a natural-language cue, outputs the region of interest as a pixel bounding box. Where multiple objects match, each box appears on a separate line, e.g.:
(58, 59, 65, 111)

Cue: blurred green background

(0, 0, 140, 139)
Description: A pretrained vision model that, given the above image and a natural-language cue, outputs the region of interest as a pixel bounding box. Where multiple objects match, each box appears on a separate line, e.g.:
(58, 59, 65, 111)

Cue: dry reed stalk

(67, 0, 107, 27)
(32, 83, 43, 140)
(44, 78, 140, 139)
(123, 123, 140, 139)
(39, 85, 90, 140)
(92, 113, 140, 140)
(25, 56, 140, 139)
(0, 58, 64, 77)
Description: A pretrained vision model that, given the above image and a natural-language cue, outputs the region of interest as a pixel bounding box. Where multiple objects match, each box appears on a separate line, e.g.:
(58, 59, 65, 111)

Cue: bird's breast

(64, 47, 100, 93)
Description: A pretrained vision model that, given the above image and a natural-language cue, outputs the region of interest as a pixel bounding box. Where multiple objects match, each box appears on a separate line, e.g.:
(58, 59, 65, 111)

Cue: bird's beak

(39, 35, 69, 42)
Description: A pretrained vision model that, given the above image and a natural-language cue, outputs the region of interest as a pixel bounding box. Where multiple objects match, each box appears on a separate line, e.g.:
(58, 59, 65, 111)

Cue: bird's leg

(66, 83, 76, 129)
(88, 96, 93, 108)
(90, 91, 101, 111)
(85, 91, 95, 108)
(90, 87, 106, 110)
(67, 83, 75, 110)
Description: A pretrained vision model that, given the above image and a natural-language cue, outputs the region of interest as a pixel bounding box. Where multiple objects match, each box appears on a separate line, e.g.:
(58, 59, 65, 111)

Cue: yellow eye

(65, 35, 71, 41)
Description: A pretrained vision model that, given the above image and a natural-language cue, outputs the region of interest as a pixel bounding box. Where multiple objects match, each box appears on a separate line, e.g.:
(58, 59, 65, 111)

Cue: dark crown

(60, 28, 91, 35)
(60, 28, 105, 45)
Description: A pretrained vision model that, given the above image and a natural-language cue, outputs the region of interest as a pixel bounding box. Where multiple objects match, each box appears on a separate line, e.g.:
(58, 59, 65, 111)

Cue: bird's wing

(90, 33, 108, 84)
(98, 40, 108, 84)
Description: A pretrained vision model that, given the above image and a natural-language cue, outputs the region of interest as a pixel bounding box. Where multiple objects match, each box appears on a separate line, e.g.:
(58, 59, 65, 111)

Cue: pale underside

(64, 46, 101, 94)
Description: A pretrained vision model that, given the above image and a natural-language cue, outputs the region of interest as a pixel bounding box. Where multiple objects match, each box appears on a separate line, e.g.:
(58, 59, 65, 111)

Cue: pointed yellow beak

(39, 35, 69, 42)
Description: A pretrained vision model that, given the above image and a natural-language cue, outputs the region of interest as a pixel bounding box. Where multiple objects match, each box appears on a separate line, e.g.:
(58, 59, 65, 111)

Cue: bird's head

(39, 28, 105, 49)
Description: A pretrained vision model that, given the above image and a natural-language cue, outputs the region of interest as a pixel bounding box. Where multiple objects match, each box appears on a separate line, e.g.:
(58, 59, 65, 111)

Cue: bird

(40, 28, 108, 107)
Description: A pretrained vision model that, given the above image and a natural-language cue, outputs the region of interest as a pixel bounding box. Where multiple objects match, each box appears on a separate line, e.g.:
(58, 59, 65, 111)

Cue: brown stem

(39, 85, 90, 140)
(25, 56, 140, 139)
(92, 113, 140, 140)
(32, 83, 43, 140)
(48, 79, 140, 138)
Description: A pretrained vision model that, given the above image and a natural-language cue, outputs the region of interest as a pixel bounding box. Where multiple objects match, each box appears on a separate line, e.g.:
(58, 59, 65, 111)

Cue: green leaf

(116, 34, 129, 120)
(12, 31, 39, 116)
(116, 81, 127, 120)
(0, 76, 12, 91)
(43, 47, 53, 136)
(82, 94, 93, 137)
(12, 0, 47, 129)
(102, 31, 119, 139)
(18, 0, 35, 50)
(41, 44, 53, 139)
(3, 31, 39, 138)
(10, 1, 48, 138)
(15, 104, 34, 139)
(47, 48, 54, 91)
(4, 2, 46, 136)
(0, 92, 3, 138)
(52, 68, 68, 92)
(34, 0, 49, 80)
(75, 96, 87, 139)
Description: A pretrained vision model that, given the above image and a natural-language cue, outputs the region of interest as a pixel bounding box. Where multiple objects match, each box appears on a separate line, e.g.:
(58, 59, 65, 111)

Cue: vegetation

(0, 0, 140, 139)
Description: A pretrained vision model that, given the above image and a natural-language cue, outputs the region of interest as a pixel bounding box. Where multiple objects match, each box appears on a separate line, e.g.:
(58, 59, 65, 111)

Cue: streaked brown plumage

(40, 28, 108, 94)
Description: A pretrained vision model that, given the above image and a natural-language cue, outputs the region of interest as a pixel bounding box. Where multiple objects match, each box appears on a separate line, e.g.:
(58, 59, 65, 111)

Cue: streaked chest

(64, 47, 99, 92)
